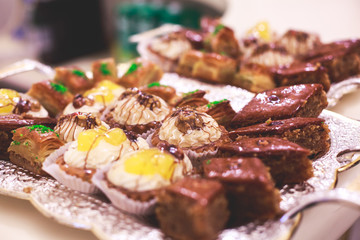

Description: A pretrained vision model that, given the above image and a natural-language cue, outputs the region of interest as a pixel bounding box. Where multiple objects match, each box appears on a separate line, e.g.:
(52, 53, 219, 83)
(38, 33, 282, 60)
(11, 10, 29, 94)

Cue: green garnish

(206, 99, 227, 108)
(220, 51, 227, 56)
(12, 140, 21, 146)
(24, 141, 29, 146)
(100, 63, 112, 76)
(35, 157, 38, 160)
(27, 125, 54, 134)
(206, 159, 211, 165)
(183, 89, 199, 96)
(213, 24, 225, 35)
(50, 82, 68, 94)
(72, 69, 86, 78)
(125, 62, 142, 76)
(20, 134, 23, 137)
(147, 82, 167, 88)
(12, 130, 16, 134)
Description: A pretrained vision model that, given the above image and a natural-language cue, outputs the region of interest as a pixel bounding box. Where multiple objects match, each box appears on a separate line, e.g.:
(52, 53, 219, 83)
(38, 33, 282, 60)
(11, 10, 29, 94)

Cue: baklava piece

(229, 117, 330, 159)
(198, 99, 236, 128)
(118, 58, 163, 88)
(175, 89, 209, 108)
(0, 115, 56, 160)
(156, 177, 229, 240)
(303, 39, 360, 82)
(231, 84, 328, 128)
(247, 43, 294, 67)
(203, 157, 281, 224)
(27, 80, 74, 117)
(8, 125, 64, 175)
(217, 137, 313, 185)
(276, 29, 321, 57)
(103, 88, 171, 137)
(274, 62, 331, 91)
(147, 31, 193, 72)
(176, 50, 237, 84)
(91, 58, 118, 83)
(140, 82, 181, 106)
(233, 63, 276, 93)
(54, 66, 93, 94)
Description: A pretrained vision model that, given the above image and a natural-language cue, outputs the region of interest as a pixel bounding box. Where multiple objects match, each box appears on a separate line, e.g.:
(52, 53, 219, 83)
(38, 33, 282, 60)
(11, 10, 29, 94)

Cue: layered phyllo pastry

(93, 148, 193, 215)
(118, 58, 163, 88)
(62, 80, 125, 118)
(91, 58, 118, 83)
(43, 127, 149, 193)
(203, 157, 281, 224)
(103, 88, 171, 137)
(55, 112, 109, 143)
(276, 29, 321, 57)
(27, 80, 74, 117)
(151, 107, 229, 170)
(176, 50, 237, 84)
(231, 84, 328, 128)
(175, 89, 209, 108)
(147, 31, 193, 72)
(156, 177, 229, 240)
(8, 125, 64, 176)
(199, 99, 236, 129)
(247, 43, 295, 67)
(140, 82, 181, 107)
(54, 66, 93, 94)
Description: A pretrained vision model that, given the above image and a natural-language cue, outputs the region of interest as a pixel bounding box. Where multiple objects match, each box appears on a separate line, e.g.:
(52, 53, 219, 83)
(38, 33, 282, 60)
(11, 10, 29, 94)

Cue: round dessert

(103, 88, 171, 137)
(62, 80, 125, 117)
(0, 88, 49, 118)
(151, 107, 229, 169)
(54, 112, 109, 142)
(43, 127, 149, 193)
(93, 147, 192, 214)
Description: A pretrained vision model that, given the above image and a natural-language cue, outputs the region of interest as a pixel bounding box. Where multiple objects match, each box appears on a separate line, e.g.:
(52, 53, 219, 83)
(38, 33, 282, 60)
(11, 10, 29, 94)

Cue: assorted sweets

(144, 18, 360, 93)
(0, 20, 344, 238)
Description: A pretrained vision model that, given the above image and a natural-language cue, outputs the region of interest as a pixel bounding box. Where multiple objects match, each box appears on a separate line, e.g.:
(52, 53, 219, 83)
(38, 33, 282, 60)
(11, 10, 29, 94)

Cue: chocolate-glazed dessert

(151, 107, 229, 171)
(156, 177, 229, 240)
(229, 117, 330, 159)
(103, 88, 171, 137)
(217, 137, 313, 185)
(231, 84, 328, 128)
(8, 125, 64, 176)
(203, 157, 281, 224)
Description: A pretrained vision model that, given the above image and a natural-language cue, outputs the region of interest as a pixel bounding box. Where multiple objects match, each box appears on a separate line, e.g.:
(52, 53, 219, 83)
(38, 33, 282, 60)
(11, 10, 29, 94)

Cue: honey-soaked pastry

(274, 62, 331, 91)
(151, 107, 229, 171)
(231, 84, 328, 128)
(55, 112, 109, 143)
(93, 147, 192, 215)
(229, 117, 330, 159)
(203, 157, 281, 224)
(62, 80, 125, 118)
(217, 137, 313, 186)
(140, 82, 181, 107)
(201, 99, 236, 129)
(175, 89, 209, 108)
(103, 88, 171, 137)
(8, 125, 64, 176)
(54, 66, 93, 94)
(27, 80, 74, 117)
(156, 177, 229, 240)
(118, 58, 163, 88)
(276, 29, 322, 57)
(247, 43, 295, 67)
(91, 58, 118, 83)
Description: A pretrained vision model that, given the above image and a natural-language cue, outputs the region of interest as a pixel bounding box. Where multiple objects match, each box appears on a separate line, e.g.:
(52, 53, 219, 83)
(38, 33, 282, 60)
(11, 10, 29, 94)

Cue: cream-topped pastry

(106, 148, 191, 192)
(157, 108, 222, 148)
(63, 128, 149, 169)
(0, 89, 49, 118)
(63, 80, 125, 117)
(104, 88, 171, 136)
(55, 112, 109, 142)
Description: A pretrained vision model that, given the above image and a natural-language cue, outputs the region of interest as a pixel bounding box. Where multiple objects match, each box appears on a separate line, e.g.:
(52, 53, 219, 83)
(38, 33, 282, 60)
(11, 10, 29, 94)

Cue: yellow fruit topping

(124, 149, 175, 180)
(77, 128, 126, 152)
(84, 80, 121, 104)
(247, 21, 272, 42)
(0, 89, 20, 114)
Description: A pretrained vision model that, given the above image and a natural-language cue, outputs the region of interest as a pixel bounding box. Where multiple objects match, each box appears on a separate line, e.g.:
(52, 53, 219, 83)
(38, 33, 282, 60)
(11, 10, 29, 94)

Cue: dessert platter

(1, 18, 360, 240)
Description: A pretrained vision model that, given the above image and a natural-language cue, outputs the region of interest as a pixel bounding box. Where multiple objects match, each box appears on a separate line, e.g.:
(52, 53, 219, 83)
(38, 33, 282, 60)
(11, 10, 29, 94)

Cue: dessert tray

(1, 71, 360, 240)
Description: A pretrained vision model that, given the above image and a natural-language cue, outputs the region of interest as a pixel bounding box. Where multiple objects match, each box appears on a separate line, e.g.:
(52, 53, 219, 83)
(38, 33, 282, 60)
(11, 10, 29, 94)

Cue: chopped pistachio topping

(147, 82, 167, 88)
(72, 69, 86, 78)
(183, 89, 199, 96)
(125, 62, 142, 76)
(27, 125, 57, 137)
(206, 159, 211, 165)
(100, 63, 112, 75)
(50, 82, 68, 94)
(206, 99, 227, 108)
(213, 24, 225, 35)
(12, 140, 21, 145)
